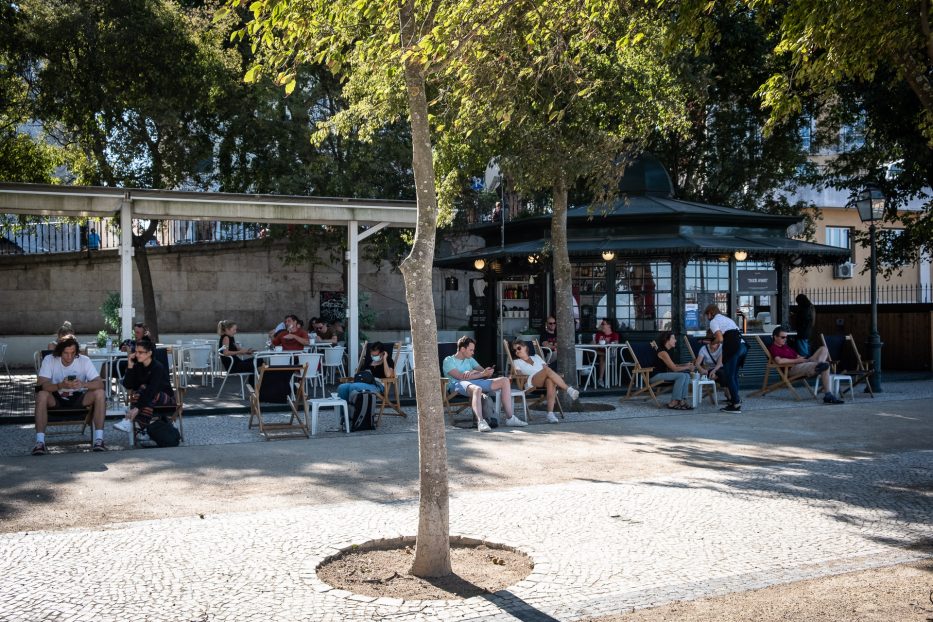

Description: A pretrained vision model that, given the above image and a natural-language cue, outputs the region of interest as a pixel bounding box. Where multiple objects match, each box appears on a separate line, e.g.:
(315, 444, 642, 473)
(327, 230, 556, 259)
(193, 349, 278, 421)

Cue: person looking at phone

(32, 336, 106, 455)
(115, 340, 176, 434)
(443, 335, 526, 432)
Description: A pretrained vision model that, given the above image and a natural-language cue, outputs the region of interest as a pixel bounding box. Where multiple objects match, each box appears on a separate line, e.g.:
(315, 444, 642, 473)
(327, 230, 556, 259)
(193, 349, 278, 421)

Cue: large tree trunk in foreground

(400, 0, 452, 578)
(551, 178, 575, 402)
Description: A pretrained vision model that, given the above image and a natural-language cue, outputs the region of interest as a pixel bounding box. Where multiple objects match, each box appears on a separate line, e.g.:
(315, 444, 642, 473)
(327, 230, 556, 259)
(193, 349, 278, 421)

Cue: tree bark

(399, 0, 452, 578)
(551, 176, 575, 402)
(133, 220, 161, 341)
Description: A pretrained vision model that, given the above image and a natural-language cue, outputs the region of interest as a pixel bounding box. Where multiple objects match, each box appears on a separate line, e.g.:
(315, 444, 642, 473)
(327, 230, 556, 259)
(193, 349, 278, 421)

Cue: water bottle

(105, 337, 113, 352)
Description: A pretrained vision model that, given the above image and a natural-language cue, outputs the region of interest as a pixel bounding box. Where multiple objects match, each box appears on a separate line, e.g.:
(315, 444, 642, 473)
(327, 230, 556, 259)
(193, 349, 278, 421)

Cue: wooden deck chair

(130, 354, 186, 446)
(620, 341, 671, 407)
(438, 342, 475, 426)
(504, 339, 561, 420)
(339, 341, 404, 422)
(841, 334, 875, 396)
(247, 363, 310, 440)
(42, 392, 94, 446)
(749, 335, 818, 400)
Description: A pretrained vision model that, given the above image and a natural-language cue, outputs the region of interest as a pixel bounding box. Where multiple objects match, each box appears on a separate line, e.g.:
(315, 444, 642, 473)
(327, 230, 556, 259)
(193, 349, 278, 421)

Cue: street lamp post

(854, 186, 884, 392)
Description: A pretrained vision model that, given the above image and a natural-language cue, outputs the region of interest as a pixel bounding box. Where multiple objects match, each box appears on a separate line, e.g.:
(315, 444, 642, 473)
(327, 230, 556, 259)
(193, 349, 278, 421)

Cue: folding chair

(247, 363, 310, 440)
(502, 338, 553, 421)
(749, 335, 818, 400)
(620, 341, 673, 407)
(35, 378, 94, 448)
(129, 361, 186, 447)
(339, 343, 404, 421)
(824, 334, 874, 397)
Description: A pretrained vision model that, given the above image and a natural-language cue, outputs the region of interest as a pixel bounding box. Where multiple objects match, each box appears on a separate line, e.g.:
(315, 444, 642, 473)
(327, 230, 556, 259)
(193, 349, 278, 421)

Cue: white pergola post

(347, 220, 389, 374)
(119, 195, 135, 341)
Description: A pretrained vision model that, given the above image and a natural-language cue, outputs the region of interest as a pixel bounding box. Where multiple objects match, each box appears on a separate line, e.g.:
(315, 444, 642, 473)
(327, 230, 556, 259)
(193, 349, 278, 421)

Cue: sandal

(665, 402, 681, 410)
(675, 403, 694, 410)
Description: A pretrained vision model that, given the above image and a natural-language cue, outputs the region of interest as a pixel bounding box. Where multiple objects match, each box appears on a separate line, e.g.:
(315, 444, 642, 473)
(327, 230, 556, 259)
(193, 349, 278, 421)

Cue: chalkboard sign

(320, 291, 346, 324)
(528, 281, 544, 333)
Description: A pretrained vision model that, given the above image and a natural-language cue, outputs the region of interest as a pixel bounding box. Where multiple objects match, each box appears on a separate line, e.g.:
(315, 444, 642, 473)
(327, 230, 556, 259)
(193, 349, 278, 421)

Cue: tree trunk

(133, 220, 161, 341)
(399, 0, 452, 578)
(551, 176, 575, 403)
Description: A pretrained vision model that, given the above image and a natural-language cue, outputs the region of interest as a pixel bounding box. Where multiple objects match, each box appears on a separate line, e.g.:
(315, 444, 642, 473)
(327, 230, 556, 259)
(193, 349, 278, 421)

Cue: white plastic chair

(322, 345, 346, 384)
(575, 347, 597, 391)
(0, 343, 11, 380)
(216, 349, 253, 399)
(183, 346, 214, 387)
(295, 352, 325, 399)
(394, 349, 413, 398)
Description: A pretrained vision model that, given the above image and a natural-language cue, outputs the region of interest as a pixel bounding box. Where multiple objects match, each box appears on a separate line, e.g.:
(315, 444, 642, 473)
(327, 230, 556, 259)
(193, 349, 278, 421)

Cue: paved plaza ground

(1, 376, 932, 620)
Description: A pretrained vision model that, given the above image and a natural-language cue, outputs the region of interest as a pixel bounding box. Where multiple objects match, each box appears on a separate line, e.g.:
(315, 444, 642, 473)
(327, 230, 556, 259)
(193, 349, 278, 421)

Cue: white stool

(310, 398, 350, 435)
(493, 389, 528, 423)
(690, 377, 719, 408)
(815, 374, 854, 400)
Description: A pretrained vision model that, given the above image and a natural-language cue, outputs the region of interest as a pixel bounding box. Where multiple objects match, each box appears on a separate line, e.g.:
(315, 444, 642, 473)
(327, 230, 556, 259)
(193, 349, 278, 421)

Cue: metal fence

(792, 283, 933, 305)
(0, 217, 263, 255)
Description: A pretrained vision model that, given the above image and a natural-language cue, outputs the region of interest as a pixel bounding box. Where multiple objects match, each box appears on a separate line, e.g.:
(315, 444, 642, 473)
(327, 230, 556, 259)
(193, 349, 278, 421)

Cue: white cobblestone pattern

(2, 450, 931, 621)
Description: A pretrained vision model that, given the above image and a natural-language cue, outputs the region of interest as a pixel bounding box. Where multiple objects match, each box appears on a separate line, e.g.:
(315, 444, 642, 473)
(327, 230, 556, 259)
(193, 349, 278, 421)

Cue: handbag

(147, 416, 180, 447)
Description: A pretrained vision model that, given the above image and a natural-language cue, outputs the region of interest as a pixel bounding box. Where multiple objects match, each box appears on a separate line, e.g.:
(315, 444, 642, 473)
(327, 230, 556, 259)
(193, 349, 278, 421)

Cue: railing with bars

(0, 218, 263, 255)
(792, 284, 933, 305)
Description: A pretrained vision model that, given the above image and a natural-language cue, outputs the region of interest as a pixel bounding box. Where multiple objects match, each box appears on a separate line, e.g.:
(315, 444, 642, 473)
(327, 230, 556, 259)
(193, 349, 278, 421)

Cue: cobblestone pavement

(2, 448, 931, 621)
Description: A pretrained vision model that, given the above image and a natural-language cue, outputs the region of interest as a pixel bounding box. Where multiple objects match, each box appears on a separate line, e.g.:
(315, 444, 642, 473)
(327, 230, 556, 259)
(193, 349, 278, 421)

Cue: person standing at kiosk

(704, 304, 746, 414)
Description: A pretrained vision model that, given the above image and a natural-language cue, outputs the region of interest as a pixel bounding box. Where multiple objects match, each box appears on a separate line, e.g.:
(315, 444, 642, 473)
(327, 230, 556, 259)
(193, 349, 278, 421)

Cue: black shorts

(52, 391, 87, 409)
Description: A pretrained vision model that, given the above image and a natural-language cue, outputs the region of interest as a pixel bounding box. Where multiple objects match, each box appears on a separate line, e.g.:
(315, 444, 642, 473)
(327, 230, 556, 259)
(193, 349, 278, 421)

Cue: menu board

(469, 278, 488, 328)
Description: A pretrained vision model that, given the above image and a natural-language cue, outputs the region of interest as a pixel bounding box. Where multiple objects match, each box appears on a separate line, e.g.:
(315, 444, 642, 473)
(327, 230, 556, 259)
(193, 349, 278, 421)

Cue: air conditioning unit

(833, 262, 854, 279)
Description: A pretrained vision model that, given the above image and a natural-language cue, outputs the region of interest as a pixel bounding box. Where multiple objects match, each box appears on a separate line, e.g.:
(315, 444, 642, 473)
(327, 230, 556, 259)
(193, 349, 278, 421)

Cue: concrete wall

(0, 239, 473, 340)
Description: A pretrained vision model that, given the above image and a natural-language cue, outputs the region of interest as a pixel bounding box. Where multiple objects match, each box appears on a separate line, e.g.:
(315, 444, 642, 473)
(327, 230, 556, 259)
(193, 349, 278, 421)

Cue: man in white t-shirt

(33, 336, 107, 455)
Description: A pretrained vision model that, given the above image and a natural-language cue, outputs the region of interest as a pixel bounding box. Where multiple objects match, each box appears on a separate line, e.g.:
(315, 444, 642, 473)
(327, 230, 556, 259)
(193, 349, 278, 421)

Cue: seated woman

(120, 322, 152, 352)
(48, 323, 75, 350)
(217, 320, 255, 380)
(510, 340, 580, 424)
(692, 333, 730, 402)
(337, 341, 395, 402)
(114, 340, 175, 433)
(654, 331, 695, 410)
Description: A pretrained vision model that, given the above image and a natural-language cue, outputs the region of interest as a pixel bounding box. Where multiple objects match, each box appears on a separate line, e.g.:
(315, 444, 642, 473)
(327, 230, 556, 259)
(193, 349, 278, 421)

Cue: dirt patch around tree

(316, 538, 534, 600)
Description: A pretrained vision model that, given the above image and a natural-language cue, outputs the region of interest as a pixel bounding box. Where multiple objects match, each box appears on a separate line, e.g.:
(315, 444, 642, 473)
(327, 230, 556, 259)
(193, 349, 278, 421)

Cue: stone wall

(0, 239, 473, 336)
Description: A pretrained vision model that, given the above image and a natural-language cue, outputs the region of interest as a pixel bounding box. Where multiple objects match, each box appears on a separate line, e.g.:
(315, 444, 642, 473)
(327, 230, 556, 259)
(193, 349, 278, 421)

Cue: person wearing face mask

(336, 342, 395, 402)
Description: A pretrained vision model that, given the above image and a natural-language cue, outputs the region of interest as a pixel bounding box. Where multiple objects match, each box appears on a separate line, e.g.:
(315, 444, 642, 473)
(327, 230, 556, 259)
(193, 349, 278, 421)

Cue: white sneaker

(113, 418, 132, 432)
(505, 415, 528, 427)
(566, 386, 580, 400)
(477, 419, 492, 432)
(546, 412, 560, 424)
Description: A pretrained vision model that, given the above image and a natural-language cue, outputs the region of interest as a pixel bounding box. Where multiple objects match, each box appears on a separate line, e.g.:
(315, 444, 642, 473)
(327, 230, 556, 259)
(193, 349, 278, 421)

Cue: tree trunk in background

(551, 176, 575, 405)
(133, 220, 161, 341)
(399, 0, 451, 578)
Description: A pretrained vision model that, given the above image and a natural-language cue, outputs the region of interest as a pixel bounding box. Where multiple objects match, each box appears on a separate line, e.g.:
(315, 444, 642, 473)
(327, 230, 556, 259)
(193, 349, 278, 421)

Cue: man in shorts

(33, 336, 107, 454)
(768, 326, 844, 404)
(443, 336, 527, 432)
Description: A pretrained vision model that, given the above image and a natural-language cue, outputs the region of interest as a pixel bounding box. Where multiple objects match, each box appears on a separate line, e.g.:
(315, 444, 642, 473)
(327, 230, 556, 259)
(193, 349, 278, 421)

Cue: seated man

(32, 336, 107, 455)
(337, 341, 395, 401)
(538, 316, 558, 352)
(311, 318, 338, 345)
(443, 335, 526, 432)
(271, 314, 309, 351)
(120, 322, 152, 352)
(768, 326, 844, 404)
(329, 319, 346, 342)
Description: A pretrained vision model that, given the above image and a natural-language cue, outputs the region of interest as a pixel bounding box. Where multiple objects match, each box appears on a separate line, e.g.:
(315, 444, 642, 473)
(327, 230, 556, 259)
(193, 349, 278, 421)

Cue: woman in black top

(120, 340, 175, 431)
(217, 320, 255, 376)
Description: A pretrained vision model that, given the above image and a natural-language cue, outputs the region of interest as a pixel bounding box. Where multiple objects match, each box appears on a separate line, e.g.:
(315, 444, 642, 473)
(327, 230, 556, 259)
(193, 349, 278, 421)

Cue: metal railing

(0, 217, 263, 255)
(792, 284, 933, 305)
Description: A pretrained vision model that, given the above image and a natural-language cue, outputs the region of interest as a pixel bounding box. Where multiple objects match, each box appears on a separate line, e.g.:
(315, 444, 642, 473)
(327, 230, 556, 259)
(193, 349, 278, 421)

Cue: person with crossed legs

(768, 326, 844, 404)
(115, 340, 176, 434)
(510, 339, 579, 423)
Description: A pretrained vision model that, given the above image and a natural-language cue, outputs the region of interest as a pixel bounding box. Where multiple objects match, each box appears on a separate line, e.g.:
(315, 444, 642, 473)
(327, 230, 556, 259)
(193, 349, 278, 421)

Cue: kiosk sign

(737, 269, 777, 293)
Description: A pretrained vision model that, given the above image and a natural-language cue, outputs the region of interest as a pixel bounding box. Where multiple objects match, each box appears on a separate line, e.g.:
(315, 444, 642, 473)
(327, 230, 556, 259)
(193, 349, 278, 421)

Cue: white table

(87, 348, 127, 401)
(578, 342, 630, 387)
(309, 397, 350, 435)
(690, 374, 719, 408)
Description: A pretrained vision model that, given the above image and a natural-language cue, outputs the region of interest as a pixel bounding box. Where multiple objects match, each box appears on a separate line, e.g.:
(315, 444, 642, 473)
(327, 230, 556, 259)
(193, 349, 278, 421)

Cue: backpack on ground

(480, 394, 498, 428)
(346, 390, 377, 432)
(147, 416, 181, 447)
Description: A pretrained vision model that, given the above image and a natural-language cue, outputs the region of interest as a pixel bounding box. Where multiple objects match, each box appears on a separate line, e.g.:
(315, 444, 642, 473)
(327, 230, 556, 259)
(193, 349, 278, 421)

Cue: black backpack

(346, 390, 377, 432)
(147, 416, 180, 447)
(481, 394, 498, 428)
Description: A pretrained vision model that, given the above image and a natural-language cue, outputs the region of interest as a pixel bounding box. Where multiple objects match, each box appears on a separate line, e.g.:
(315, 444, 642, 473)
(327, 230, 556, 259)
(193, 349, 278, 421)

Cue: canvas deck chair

(43, 394, 94, 447)
(620, 341, 672, 407)
(749, 335, 818, 400)
(819, 334, 875, 397)
(503, 338, 560, 420)
(130, 352, 186, 446)
(438, 342, 481, 426)
(247, 362, 309, 440)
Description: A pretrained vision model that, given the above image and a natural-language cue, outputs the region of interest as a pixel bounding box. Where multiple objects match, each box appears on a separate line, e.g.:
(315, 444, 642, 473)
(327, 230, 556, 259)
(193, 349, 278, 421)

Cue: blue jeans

(652, 371, 690, 401)
(796, 338, 810, 357)
(337, 382, 382, 401)
(718, 340, 748, 405)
